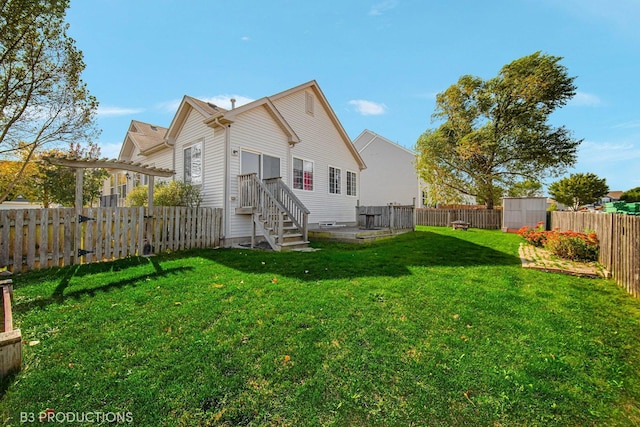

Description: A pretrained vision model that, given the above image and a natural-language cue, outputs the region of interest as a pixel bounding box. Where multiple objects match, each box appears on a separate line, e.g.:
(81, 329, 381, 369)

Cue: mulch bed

(518, 243, 609, 278)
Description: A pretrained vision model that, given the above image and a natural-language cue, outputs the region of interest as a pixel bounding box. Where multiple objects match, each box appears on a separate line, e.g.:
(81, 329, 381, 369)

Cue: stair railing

(238, 174, 288, 245)
(263, 177, 309, 241)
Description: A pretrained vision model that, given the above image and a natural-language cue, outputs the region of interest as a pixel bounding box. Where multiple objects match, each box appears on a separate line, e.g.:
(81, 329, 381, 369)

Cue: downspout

(213, 117, 231, 241)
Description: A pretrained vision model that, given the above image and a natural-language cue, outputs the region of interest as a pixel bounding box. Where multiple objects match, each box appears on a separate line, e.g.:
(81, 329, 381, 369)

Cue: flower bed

(518, 222, 599, 262)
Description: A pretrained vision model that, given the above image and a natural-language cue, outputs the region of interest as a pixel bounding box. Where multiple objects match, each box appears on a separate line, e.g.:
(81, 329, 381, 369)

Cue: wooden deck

(308, 226, 413, 244)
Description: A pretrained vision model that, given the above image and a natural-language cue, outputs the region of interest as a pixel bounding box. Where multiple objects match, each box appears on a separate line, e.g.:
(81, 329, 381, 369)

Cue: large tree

(0, 0, 99, 203)
(548, 172, 609, 211)
(416, 52, 581, 209)
(620, 187, 640, 202)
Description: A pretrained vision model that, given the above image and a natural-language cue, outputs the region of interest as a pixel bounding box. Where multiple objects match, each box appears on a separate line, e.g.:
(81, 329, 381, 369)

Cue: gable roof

(165, 81, 366, 170)
(354, 129, 415, 157)
(268, 80, 366, 170)
(203, 96, 301, 146)
(119, 120, 169, 159)
(165, 96, 227, 142)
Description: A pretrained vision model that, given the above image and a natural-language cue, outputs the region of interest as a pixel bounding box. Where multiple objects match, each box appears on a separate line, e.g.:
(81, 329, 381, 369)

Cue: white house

(106, 80, 366, 250)
(353, 129, 424, 207)
(101, 120, 171, 207)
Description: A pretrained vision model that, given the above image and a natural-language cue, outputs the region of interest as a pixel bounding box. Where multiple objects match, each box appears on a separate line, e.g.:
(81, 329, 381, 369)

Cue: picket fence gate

(0, 206, 223, 273)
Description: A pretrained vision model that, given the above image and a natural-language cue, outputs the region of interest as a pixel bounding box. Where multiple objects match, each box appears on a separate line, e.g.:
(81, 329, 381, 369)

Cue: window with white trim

(293, 157, 313, 190)
(329, 166, 341, 194)
(346, 171, 357, 196)
(184, 141, 202, 185)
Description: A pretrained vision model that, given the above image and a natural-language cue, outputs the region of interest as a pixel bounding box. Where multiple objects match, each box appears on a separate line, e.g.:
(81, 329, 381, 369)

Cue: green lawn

(2, 226, 640, 426)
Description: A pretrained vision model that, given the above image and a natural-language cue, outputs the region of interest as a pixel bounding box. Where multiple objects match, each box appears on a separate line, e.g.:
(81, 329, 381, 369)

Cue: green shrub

(126, 185, 149, 207)
(125, 181, 203, 208)
(154, 180, 203, 208)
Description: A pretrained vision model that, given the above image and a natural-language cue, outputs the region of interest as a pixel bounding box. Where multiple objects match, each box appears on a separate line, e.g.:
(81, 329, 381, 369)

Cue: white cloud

(348, 99, 388, 116)
(156, 99, 182, 113)
(578, 140, 640, 163)
(568, 91, 601, 107)
(97, 106, 144, 117)
(241, 36, 250, 41)
(156, 95, 254, 113)
(613, 120, 640, 129)
(199, 95, 254, 110)
(96, 141, 123, 159)
(368, 0, 398, 16)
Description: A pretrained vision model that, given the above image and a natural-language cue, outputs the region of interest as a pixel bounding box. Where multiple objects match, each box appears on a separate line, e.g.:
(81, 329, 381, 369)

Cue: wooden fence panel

(0, 207, 222, 273)
(356, 205, 415, 230)
(415, 209, 502, 229)
(550, 212, 640, 297)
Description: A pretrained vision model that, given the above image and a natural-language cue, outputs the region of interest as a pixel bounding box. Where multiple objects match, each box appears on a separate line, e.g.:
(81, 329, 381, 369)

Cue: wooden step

(278, 240, 310, 251)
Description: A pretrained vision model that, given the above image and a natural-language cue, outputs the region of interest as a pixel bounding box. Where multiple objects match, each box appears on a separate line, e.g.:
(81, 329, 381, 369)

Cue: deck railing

(264, 177, 309, 241)
(238, 174, 290, 246)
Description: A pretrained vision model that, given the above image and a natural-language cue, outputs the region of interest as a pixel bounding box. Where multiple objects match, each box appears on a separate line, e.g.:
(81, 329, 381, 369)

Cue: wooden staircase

(238, 174, 310, 251)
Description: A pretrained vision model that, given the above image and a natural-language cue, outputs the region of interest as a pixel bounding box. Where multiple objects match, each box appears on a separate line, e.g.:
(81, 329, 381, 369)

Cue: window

(117, 172, 127, 199)
(184, 142, 202, 185)
(329, 166, 341, 194)
(263, 154, 280, 179)
(293, 158, 313, 190)
(241, 151, 281, 179)
(347, 171, 357, 196)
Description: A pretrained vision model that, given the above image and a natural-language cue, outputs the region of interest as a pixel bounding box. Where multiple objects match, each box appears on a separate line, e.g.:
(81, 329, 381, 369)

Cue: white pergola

(42, 155, 175, 261)
(42, 155, 174, 211)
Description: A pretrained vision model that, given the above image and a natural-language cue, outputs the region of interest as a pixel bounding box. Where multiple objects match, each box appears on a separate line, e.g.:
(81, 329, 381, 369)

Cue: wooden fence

(356, 205, 415, 230)
(415, 208, 503, 229)
(550, 212, 640, 297)
(0, 206, 223, 273)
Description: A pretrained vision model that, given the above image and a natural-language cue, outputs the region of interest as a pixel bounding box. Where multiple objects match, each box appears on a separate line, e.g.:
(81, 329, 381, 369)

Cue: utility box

(502, 197, 548, 232)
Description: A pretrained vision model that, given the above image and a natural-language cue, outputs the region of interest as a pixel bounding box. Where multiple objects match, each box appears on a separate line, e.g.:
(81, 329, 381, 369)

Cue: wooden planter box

(1, 279, 21, 379)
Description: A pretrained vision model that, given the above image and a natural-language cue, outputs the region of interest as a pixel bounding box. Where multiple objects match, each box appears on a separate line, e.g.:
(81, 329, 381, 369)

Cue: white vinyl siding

(174, 108, 223, 208)
(228, 105, 291, 238)
(272, 88, 361, 224)
(329, 166, 341, 194)
(353, 130, 425, 207)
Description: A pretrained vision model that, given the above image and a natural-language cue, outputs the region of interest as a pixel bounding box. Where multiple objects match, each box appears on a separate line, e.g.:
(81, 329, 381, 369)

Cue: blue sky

(66, 0, 640, 193)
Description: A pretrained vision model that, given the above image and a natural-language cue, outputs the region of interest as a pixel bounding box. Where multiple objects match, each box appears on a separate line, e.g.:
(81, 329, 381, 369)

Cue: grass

(2, 226, 640, 426)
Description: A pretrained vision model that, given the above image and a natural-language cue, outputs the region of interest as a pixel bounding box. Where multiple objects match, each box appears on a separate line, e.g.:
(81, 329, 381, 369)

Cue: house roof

(268, 80, 366, 170)
(354, 129, 415, 157)
(165, 80, 366, 170)
(607, 190, 624, 200)
(165, 96, 227, 142)
(119, 120, 169, 159)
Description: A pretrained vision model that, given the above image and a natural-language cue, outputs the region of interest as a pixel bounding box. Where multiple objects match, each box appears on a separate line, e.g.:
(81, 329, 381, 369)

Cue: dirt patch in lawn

(518, 243, 609, 278)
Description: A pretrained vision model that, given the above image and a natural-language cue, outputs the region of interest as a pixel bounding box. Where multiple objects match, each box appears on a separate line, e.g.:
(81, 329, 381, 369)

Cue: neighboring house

(601, 191, 624, 204)
(0, 195, 42, 210)
(101, 120, 171, 207)
(105, 80, 366, 250)
(353, 129, 425, 207)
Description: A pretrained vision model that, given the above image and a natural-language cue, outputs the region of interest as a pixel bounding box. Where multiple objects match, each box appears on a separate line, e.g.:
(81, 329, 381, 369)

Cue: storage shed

(502, 197, 547, 232)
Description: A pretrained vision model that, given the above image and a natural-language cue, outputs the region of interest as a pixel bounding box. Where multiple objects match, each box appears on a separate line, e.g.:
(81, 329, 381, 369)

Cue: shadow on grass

(200, 230, 522, 280)
(13, 256, 193, 314)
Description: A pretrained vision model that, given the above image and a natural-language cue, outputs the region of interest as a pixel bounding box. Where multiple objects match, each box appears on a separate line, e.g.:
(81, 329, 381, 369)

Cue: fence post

(1, 279, 22, 379)
(74, 168, 84, 265)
